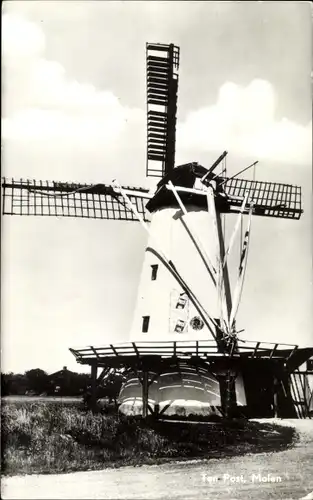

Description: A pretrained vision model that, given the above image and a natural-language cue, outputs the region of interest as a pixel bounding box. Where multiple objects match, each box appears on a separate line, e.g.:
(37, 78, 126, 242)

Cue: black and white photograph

(1, 1, 313, 499)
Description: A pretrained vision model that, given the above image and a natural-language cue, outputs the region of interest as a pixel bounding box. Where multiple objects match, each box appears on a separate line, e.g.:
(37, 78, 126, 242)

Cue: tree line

(1, 368, 123, 400)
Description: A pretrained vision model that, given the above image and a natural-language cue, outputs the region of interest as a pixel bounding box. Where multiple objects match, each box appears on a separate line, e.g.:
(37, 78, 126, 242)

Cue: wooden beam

(147, 404, 154, 415)
(110, 344, 118, 356)
(132, 342, 140, 357)
(159, 401, 173, 416)
(252, 342, 260, 358)
(90, 346, 99, 359)
(287, 345, 298, 361)
(269, 344, 278, 360)
(280, 379, 287, 398)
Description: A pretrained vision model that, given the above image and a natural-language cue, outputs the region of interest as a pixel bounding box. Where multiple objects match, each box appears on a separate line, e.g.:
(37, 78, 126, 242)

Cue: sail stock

(229, 203, 254, 330)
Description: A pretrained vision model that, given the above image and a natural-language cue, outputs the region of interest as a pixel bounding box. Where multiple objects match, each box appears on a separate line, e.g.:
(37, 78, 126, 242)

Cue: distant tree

(25, 369, 50, 394)
(2, 368, 98, 397)
(1, 372, 28, 395)
(1, 373, 8, 395)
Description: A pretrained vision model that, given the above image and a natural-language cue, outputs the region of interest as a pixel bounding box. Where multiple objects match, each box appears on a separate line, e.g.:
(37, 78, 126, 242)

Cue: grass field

(1, 400, 297, 476)
(2, 396, 82, 403)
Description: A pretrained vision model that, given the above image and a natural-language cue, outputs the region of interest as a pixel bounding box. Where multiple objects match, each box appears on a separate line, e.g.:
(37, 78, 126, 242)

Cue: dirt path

(2, 419, 313, 500)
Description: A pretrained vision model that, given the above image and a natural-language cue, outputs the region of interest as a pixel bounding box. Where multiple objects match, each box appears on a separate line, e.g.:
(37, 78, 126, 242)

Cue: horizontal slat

(148, 151, 166, 158)
(148, 138, 166, 145)
(147, 92, 168, 101)
(147, 76, 169, 85)
(148, 99, 168, 106)
(148, 132, 167, 138)
(147, 110, 168, 118)
(147, 67, 169, 76)
(148, 154, 165, 161)
(147, 144, 166, 152)
(147, 116, 167, 124)
(147, 60, 170, 70)
(147, 121, 167, 128)
(148, 130, 166, 137)
(147, 55, 170, 64)
(147, 88, 168, 97)
(148, 126, 166, 137)
(147, 82, 168, 91)
(146, 43, 172, 51)
(148, 139, 166, 145)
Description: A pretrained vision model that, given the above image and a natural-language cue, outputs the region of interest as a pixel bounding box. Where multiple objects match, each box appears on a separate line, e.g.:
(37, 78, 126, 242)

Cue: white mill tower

(129, 166, 231, 344)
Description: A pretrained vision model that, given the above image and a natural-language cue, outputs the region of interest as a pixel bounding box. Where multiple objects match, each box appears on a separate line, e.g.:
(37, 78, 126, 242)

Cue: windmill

(2, 43, 312, 420)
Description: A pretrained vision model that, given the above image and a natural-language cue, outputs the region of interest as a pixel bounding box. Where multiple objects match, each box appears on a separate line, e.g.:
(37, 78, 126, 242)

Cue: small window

(151, 264, 158, 281)
(174, 319, 185, 333)
(176, 293, 187, 309)
(142, 316, 150, 333)
(307, 359, 313, 371)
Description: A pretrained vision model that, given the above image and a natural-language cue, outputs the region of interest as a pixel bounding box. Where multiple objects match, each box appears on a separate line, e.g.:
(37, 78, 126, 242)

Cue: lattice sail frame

(146, 42, 180, 178)
(222, 177, 302, 219)
(1, 179, 151, 221)
(1, 174, 302, 221)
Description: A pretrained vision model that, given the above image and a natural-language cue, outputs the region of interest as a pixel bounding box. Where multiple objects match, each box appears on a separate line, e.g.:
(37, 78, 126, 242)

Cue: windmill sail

(219, 176, 302, 220)
(1, 178, 151, 222)
(146, 43, 180, 178)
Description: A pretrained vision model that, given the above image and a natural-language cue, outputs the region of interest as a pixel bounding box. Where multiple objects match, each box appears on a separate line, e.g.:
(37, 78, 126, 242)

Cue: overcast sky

(1, 1, 312, 374)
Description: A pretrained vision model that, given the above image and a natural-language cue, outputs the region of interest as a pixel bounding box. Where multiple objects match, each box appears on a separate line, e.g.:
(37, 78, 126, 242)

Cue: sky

(1, 1, 312, 374)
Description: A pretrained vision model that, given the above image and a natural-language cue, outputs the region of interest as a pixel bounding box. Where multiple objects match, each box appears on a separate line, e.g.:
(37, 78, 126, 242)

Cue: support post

(220, 370, 237, 419)
(90, 362, 98, 411)
(226, 371, 234, 418)
(273, 376, 278, 418)
(142, 370, 149, 418)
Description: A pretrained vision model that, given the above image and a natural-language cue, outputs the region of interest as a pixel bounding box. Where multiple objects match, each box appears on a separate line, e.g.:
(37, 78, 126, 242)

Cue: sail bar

(146, 42, 180, 178)
(1, 178, 151, 222)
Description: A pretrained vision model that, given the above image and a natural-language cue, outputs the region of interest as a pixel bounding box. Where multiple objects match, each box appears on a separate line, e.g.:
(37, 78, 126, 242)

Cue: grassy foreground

(1, 401, 297, 476)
